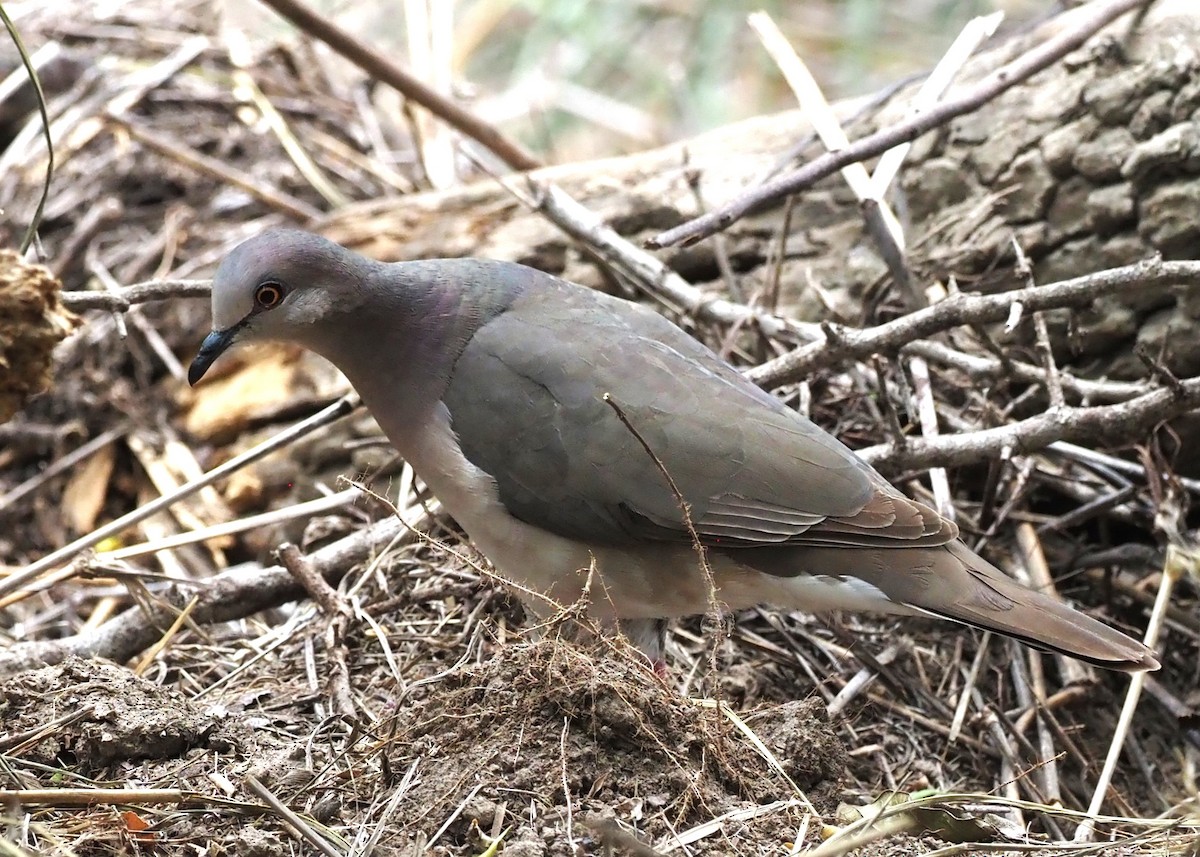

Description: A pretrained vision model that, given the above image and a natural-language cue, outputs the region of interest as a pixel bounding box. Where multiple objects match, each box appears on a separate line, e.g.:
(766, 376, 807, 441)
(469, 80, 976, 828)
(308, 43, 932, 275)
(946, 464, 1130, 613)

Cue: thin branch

(602, 394, 713, 593)
(458, 149, 828, 348)
(254, 0, 540, 172)
(746, 258, 1200, 387)
(747, 11, 906, 249)
(245, 775, 344, 857)
(858, 378, 1200, 473)
(0, 514, 410, 674)
(104, 490, 357, 561)
(649, 0, 1152, 249)
(1075, 542, 1192, 840)
(61, 278, 211, 312)
(277, 542, 356, 719)
(527, 179, 815, 341)
(908, 356, 954, 519)
(903, 340, 1143, 404)
(603, 392, 726, 676)
(1034, 310, 1066, 410)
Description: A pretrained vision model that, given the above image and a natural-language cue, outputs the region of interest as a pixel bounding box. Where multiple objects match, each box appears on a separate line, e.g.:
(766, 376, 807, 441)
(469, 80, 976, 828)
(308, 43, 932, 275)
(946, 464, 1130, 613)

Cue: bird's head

(188, 229, 369, 385)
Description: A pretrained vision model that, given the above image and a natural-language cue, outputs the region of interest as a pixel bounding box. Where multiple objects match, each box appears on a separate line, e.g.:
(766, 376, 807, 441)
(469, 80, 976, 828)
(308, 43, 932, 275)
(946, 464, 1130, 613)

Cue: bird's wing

(442, 278, 954, 549)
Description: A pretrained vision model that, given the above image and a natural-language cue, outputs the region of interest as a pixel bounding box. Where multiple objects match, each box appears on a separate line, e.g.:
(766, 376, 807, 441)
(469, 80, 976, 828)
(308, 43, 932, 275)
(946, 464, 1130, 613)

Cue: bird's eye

(254, 282, 285, 309)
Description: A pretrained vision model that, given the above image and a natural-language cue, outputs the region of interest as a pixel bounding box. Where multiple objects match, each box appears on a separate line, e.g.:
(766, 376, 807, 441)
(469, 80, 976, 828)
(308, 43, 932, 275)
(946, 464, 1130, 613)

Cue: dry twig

(0, 514, 410, 674)
(649, 0, 1154, 248)
(747, 259, 1200, 387)
(0, 396, 360, 603)
(278, 541, 356, 719)
(253, 0, 539, 172)
(859, 378, 1200, 472)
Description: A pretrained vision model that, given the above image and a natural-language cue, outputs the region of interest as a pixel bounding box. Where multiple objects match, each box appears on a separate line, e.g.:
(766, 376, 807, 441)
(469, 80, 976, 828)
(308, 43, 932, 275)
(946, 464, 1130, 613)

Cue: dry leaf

(61, 443, 116, 534)
(181, 342, 347, 442)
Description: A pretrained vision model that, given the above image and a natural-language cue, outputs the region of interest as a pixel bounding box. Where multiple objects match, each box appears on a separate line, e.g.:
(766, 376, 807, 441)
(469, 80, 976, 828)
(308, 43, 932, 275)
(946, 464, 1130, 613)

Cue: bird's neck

(306, 259, 523, 456)
(314, 293, 460, 441)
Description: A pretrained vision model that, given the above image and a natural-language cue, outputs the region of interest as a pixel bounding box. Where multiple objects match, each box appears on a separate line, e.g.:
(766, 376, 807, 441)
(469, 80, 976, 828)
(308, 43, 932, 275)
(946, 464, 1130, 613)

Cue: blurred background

(229, 0, 1046, 163)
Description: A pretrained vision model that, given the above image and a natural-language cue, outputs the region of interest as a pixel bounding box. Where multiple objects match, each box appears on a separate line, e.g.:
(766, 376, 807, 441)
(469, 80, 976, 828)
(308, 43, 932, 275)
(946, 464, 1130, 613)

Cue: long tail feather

(915, 541, 1158, 672)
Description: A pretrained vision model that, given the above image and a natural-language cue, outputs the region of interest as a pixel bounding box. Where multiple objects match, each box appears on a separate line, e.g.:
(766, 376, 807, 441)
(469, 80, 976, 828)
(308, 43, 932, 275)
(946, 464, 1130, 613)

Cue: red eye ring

(254, 282, 284, 309)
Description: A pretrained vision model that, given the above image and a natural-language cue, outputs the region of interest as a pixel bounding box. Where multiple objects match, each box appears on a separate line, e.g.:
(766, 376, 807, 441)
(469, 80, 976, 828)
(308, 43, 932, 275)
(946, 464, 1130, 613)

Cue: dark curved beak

(188, 328, 237, 386)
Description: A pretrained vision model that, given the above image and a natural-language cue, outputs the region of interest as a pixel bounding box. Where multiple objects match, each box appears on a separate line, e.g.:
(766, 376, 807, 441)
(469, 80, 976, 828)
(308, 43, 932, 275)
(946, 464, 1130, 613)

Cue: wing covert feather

(440, 275, 943, 549)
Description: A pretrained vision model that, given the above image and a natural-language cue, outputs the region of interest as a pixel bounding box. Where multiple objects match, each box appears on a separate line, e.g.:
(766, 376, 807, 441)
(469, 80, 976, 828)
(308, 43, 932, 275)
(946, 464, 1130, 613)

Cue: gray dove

(188, 229, 1157, 671)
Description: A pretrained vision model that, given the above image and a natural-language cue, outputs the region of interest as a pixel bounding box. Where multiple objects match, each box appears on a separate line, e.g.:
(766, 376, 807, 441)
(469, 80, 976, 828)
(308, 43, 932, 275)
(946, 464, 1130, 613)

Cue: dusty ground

(0, 1, 1197, 855)
(0, 566, 1190, 854)
(0, 637, 842, 854)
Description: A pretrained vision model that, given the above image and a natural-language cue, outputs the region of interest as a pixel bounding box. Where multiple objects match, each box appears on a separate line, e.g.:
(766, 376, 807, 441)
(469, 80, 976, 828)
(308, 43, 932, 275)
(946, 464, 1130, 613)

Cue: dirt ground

(0, 567, 1191, 855)
(0, 581, 1187, 855)
(0, 525, 1191, 854)
(0, 635, 849, 855)
(0, 1, 1198, 855)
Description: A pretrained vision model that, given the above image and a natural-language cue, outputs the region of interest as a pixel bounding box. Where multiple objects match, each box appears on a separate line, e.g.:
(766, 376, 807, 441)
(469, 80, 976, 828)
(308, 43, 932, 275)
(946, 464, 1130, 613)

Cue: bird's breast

(399, 402, 597, 608)
(394, 402, 761, 620)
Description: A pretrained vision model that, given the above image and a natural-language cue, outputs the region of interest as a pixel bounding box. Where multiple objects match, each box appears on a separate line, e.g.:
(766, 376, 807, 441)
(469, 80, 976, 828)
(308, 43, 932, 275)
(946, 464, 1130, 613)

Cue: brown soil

(1, 628, 851, 855)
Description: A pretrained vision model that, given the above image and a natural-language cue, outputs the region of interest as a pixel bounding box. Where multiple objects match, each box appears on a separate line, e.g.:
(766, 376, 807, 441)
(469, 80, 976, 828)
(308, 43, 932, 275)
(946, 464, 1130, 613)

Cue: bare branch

(649, 0, 1153, 249)
(0, 514, 409, 675)
(746, 258, 1200, 386)
(254, 0, 540, 172)
(904, 340, 1144, 404)
(61, 278, 210, 312)
(858, 378, 1200, 473)
(528, 179, 817, 342)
